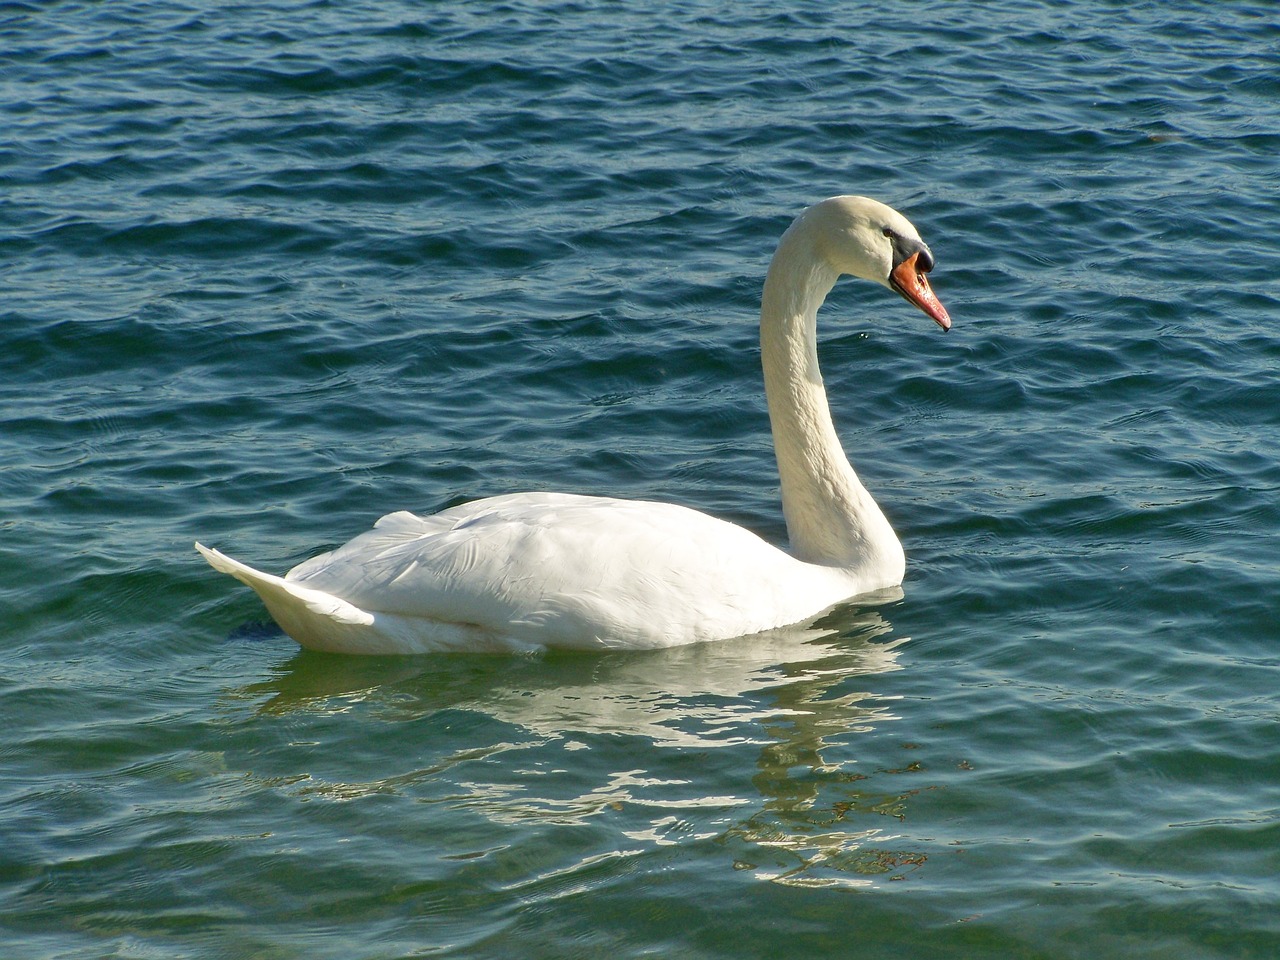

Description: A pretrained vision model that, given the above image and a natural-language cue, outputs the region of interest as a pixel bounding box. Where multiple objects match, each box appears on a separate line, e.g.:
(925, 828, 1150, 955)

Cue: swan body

(198, 196, 949, 654)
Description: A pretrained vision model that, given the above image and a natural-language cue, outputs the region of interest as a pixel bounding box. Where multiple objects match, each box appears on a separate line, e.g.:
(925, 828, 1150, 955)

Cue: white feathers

(198, 196, 946, 653)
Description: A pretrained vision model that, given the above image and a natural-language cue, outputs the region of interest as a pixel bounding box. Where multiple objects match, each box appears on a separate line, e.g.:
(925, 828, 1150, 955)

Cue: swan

(197, 195, 950, 654)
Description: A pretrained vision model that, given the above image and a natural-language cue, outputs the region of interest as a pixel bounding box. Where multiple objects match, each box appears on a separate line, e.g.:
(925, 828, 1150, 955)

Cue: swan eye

(881, 227, 894, 238)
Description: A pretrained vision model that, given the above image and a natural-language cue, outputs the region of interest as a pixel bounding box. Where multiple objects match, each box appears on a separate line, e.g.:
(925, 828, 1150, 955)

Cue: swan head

(803, 195, 951, 331)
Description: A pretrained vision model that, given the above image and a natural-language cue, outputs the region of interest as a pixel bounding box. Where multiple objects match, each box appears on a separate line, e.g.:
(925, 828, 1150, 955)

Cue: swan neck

(759, 229, 904, 581)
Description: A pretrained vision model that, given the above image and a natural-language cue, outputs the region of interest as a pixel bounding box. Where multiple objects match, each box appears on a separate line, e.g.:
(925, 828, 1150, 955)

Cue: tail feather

(196, 542, 542, 654)
(195, 542, 374, 629)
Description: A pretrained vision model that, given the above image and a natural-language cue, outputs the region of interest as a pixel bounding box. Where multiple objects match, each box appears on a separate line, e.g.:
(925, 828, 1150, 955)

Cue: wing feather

(281, 492, 852, 647)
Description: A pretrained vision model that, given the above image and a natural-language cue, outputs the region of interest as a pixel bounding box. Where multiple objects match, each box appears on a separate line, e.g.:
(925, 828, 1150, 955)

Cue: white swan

(197, 196, 950, 654)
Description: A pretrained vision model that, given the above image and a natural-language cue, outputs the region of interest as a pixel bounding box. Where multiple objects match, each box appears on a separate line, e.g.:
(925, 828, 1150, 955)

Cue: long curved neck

(759, 228, 904, 582)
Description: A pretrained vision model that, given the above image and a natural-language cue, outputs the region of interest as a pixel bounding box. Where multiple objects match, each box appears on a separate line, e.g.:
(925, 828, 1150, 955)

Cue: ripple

(3, 0, 1280, 956)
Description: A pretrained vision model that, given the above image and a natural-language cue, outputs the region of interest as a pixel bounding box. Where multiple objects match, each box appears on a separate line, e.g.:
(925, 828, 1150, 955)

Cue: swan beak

(890, 252, 951, 331)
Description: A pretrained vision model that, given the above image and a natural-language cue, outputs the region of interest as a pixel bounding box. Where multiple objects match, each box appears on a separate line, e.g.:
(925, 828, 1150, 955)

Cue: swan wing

(281, 492, 854, 649)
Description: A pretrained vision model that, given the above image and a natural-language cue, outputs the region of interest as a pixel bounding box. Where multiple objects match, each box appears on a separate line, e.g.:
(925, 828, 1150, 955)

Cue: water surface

(2, 1, 1279, 957)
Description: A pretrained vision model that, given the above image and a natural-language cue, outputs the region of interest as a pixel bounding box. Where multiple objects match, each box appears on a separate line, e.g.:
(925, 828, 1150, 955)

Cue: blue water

(3, 0, 1279, 956)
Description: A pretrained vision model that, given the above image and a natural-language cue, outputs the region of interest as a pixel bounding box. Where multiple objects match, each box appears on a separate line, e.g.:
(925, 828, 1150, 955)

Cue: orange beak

(890, 251, 951, 331)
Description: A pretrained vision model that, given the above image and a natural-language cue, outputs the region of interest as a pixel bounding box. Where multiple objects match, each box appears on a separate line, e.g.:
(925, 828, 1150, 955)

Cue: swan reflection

(230, 598, 930, 887)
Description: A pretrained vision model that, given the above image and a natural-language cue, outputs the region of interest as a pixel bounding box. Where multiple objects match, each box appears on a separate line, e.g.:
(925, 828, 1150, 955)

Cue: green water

(2, 1, 1278, 956)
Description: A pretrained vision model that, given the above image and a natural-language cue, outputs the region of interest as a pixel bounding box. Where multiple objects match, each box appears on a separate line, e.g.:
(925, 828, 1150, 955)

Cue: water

(2, 0, 1278, 955)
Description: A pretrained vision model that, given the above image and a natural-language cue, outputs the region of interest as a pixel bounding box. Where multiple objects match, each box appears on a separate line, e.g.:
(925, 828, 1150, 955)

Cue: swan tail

(195, 542, 376, 649)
